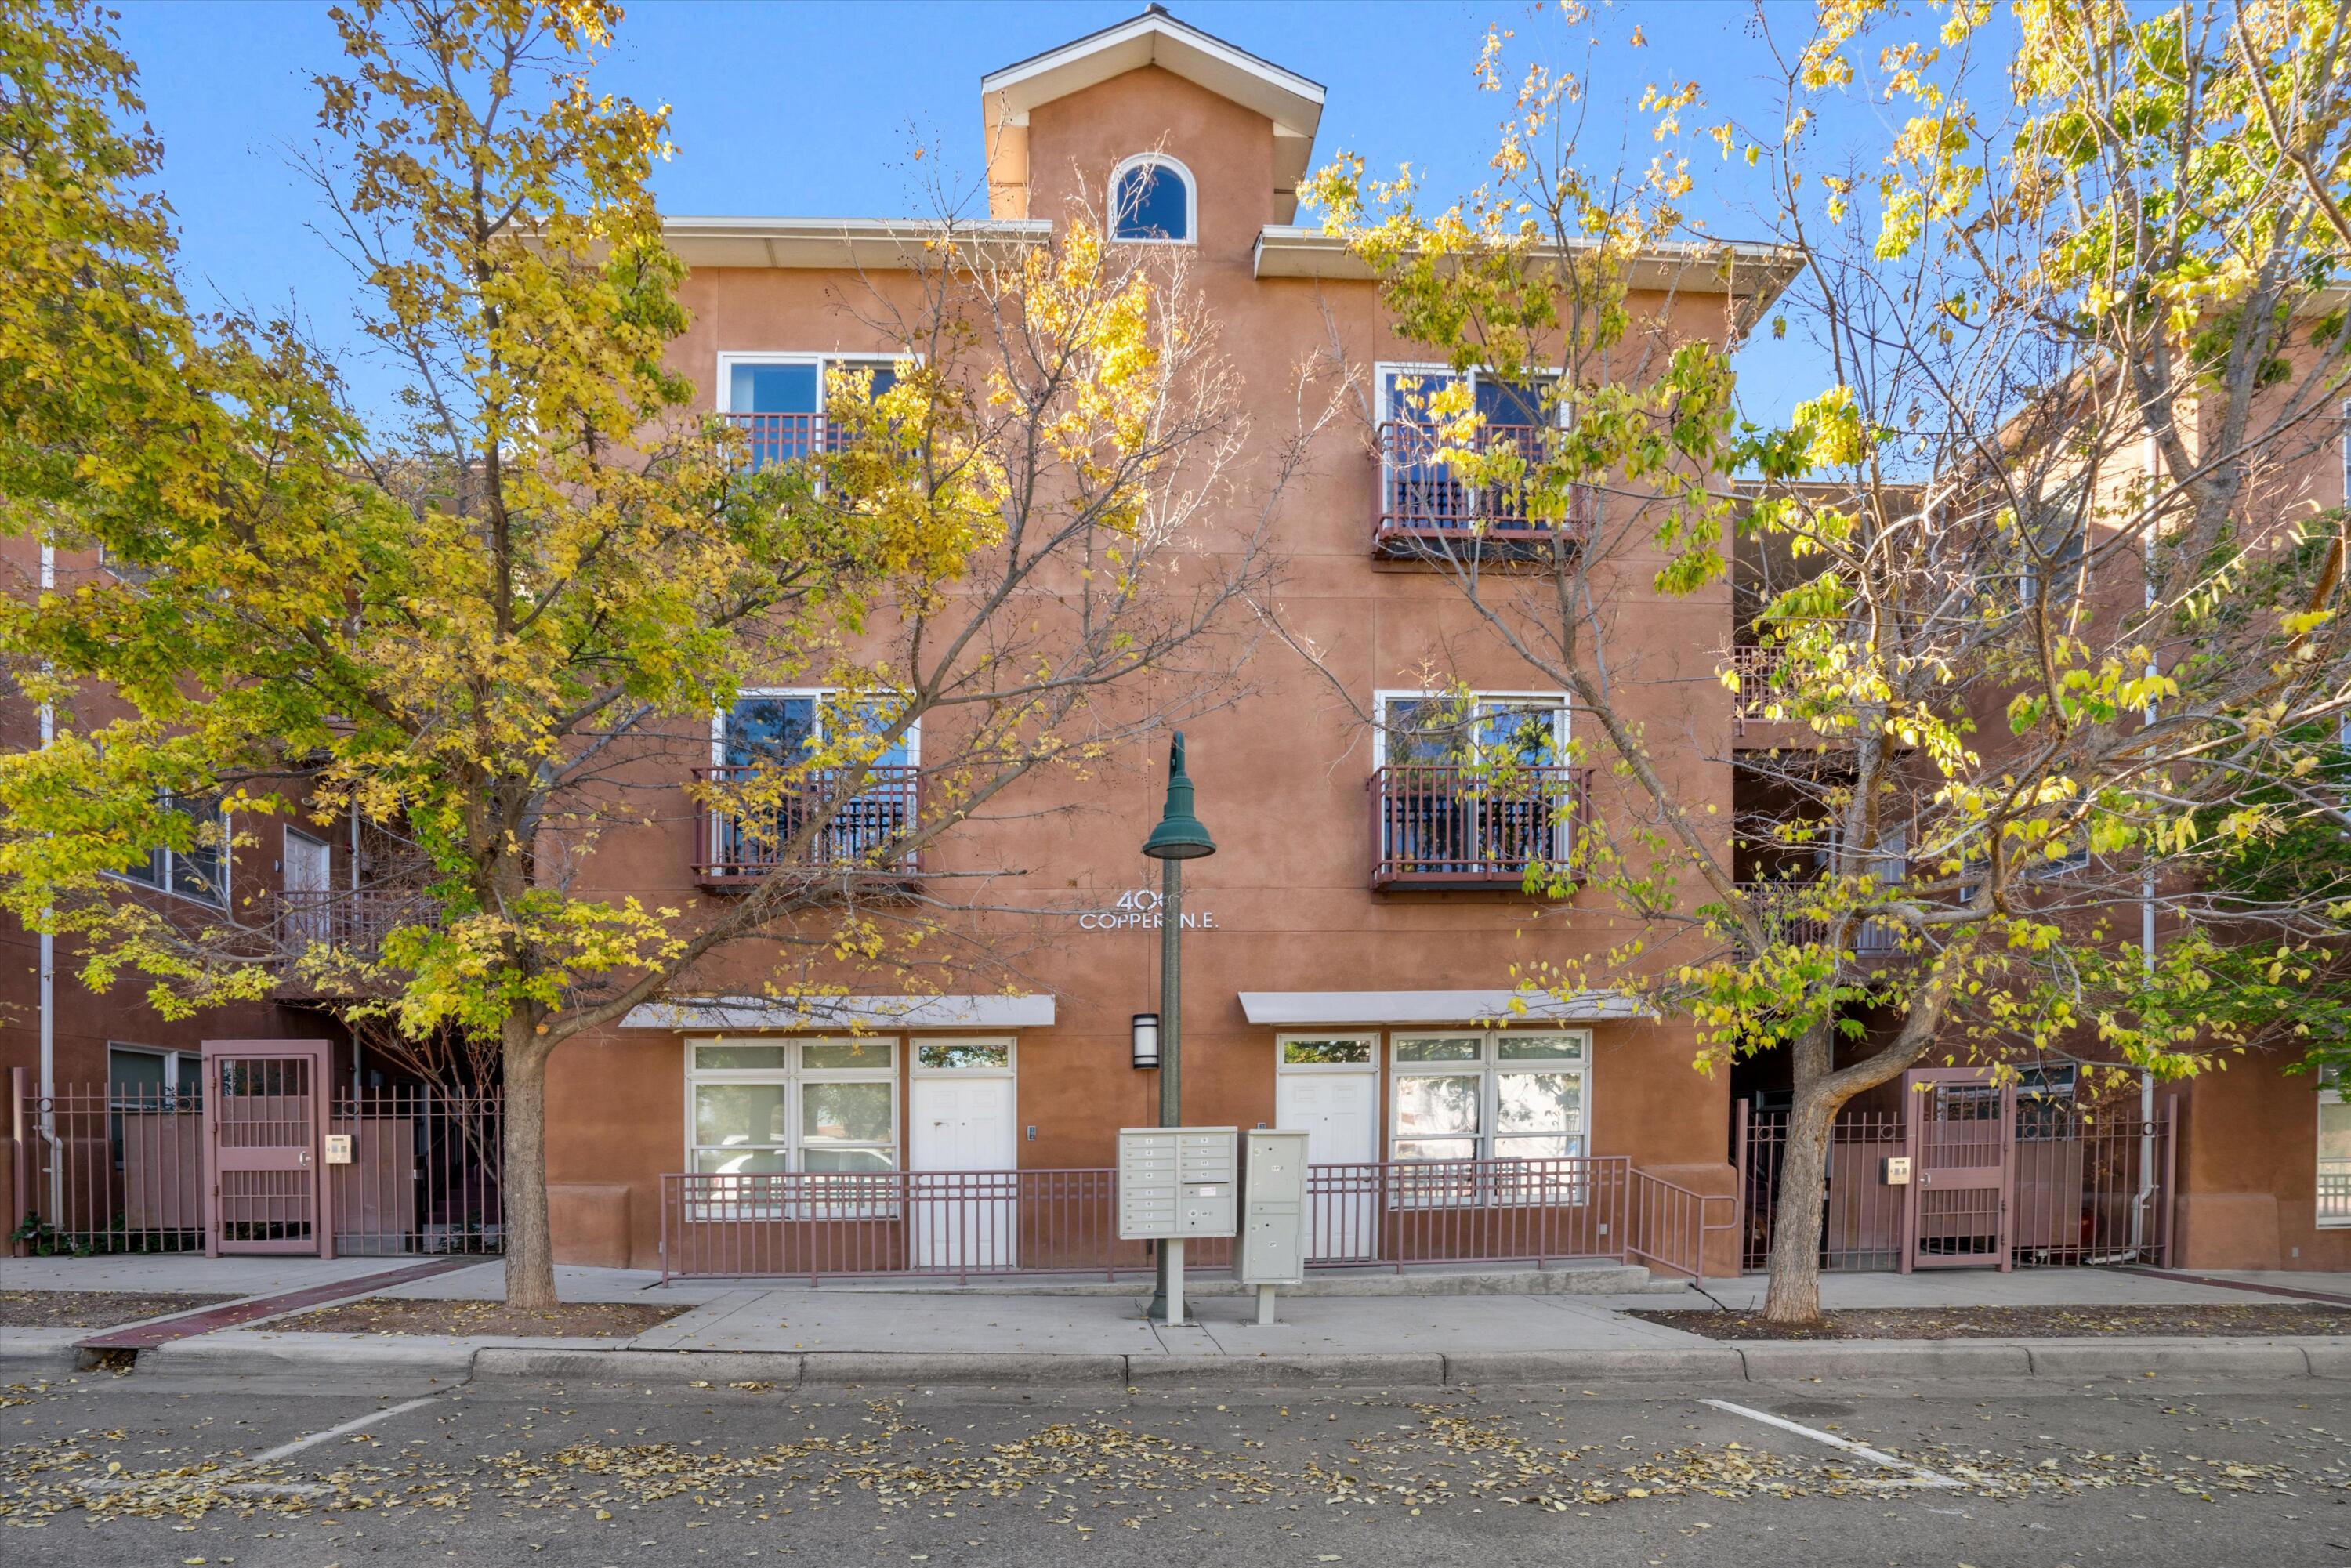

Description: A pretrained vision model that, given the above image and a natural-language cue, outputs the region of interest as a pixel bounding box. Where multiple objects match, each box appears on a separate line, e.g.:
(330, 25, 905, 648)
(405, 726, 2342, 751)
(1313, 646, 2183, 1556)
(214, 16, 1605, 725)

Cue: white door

(909, 1041, 1018, 1269)
(284, 830, 333, 945)
(1274, 1037, 1379, 1262)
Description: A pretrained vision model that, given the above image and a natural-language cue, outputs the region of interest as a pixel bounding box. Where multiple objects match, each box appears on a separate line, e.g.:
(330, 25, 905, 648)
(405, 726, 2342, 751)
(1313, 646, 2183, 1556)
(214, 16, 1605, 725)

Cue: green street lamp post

(1142, 732, 1215, 1324)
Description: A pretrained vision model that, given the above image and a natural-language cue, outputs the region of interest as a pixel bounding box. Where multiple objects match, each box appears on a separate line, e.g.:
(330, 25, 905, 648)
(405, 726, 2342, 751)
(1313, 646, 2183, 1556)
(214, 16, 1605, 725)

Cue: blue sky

(113, 0, 1822, 417)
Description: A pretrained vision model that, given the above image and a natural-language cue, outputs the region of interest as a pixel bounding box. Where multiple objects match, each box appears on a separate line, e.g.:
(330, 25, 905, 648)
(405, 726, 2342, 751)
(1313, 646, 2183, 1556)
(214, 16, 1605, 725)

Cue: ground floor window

(2321, 1070, 2350, 1228)
(686, 1037, 897, 1176)
(1389, 1030, 1588, 1163)
(108, 1043, 199, 1108)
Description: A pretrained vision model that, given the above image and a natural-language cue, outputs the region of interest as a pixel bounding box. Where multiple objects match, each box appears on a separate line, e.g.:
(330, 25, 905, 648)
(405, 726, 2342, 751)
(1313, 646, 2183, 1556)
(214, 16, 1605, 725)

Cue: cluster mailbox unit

(1233, 1129, 1310, 1324)
(1118, 1126, 1310, 1325)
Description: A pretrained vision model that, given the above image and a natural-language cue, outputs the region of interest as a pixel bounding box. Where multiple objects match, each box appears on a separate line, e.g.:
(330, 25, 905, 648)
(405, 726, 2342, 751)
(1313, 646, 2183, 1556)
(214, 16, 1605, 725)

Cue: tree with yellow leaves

(1297, 0, 2351, 1320)
(0, 1, 1288, 1305)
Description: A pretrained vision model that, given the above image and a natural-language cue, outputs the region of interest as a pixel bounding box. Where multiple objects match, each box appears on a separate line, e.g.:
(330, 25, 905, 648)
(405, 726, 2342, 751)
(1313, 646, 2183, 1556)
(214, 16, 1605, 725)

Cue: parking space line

(78, 1395, 439, 1499)
(1697, 1397, 1962, 1488)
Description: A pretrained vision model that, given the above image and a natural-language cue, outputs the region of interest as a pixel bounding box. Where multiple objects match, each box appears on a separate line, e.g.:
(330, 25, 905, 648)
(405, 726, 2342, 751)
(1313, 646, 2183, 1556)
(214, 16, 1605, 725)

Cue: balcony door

(719, 354, 900, 468)
(1376, 693, 1570, 879)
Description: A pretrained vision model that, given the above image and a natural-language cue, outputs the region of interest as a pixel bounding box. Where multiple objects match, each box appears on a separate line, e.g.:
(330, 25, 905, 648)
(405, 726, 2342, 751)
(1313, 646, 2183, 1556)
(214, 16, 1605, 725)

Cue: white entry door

(283, 830, 333, 945)
(909, 1040, 1018, 1269)
(1273, 1036, 1379, 1262)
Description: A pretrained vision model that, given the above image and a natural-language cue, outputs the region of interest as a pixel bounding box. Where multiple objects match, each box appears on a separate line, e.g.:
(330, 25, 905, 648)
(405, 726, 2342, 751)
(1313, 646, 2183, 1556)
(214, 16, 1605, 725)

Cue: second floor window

(719, 353, 902, 468)
(1110, 153, 1194, 242)
(118, 795, 226, 907)
(715, 690, 916, 772)
(1380, 692, 1564, 770)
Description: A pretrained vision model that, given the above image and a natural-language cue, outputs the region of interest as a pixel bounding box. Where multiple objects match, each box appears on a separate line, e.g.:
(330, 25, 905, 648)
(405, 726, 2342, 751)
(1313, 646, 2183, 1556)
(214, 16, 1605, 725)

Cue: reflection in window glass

(2322, 1074, 2351, 1227)
(918, 1042, 1009, 1070)
(1389, 1031, 1590, 1167)
(1281, 1037, 1373, 1066)
(694, 1043, 789, 1070)
(1112, 160, 1190, 241)
(683, 1038, 899, 1179)
(1393, 1035, 1481, 1063)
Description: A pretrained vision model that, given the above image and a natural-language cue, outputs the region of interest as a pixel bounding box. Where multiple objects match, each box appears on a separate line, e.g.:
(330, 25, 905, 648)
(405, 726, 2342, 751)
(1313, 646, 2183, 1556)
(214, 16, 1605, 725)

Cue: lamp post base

(1143, 1238, 1188, 1324)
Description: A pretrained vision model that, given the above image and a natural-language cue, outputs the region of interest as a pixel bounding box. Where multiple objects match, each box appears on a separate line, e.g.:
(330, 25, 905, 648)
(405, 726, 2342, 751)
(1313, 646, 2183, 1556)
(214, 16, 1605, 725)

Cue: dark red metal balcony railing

(1376, 421, 1597, 556)
(1369, 764, 1586, 890)
(720, 411, 854, 471)
(692, 763, 920, 890)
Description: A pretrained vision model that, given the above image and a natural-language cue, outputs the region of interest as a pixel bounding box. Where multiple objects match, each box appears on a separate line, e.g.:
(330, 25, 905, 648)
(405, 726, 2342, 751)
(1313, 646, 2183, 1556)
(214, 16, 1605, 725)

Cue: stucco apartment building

(4, 8, 2345, 1276)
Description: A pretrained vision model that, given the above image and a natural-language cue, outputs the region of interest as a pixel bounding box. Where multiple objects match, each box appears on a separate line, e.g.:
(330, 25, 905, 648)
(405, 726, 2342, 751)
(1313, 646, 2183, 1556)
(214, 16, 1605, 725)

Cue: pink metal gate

(201, 1041, 334, 1258)
(1735, 1084, 2177, 1273)
(1900, 1068, 2015, 1272)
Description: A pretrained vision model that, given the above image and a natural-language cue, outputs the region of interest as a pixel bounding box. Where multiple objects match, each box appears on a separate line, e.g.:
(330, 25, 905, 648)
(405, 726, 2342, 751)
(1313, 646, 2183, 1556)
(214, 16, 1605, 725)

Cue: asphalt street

(3, 1368, 2348, 1566)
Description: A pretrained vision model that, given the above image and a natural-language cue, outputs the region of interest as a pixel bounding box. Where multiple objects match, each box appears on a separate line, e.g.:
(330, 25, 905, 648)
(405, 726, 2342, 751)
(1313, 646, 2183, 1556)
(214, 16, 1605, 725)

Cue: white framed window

(716, 351, 910, 469)
(913, 1037, 1016, 1074)
(107, 1043, 200, 1109)
(1109, 152, 1195, 244)
(1277, 1035, 1377, 1070)
(1375, 363, 1566, 433)
(1388, 1030, 1589, 1163)
(1374, 690, 1567, 768)
(711, 688, 921, 770)
(114, 795, 227, 907)
(2320, 1066, 2351, 1229)
(685, 1036, 899, 1179)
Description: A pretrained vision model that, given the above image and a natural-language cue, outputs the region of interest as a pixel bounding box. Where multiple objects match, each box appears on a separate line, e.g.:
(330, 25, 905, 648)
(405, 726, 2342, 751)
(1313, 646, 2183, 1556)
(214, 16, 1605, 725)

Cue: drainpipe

(35, 543, 60, 1222)
(2135, 434, 2157, 1251)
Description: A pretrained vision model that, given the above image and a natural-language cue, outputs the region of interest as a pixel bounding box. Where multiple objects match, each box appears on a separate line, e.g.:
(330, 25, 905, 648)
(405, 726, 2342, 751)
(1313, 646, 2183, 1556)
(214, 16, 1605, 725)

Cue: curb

(19, 1333, 2335, 1391)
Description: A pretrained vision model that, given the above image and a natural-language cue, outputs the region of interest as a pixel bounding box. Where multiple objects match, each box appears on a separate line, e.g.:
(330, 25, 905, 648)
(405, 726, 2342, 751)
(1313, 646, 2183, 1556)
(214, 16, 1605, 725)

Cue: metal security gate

(203, 1041, 334, 1258)
(1735, 1085, 2175, 1273)
(1901, 1068, 2015, 1271)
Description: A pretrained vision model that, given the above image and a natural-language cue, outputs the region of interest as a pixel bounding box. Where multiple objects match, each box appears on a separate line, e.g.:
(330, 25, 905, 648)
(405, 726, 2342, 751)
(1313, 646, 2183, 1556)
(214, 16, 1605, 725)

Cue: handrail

(1374, 420, 1597, 548)
(691, 762, 921, 888)
(1368, 762, 1587, 888)
(1625, 1166, 1737, 1285)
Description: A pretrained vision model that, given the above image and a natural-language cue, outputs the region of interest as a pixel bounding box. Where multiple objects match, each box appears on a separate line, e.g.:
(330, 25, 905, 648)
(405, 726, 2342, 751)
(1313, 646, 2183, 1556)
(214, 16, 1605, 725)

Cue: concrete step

(674, 1261, 1693, 1298)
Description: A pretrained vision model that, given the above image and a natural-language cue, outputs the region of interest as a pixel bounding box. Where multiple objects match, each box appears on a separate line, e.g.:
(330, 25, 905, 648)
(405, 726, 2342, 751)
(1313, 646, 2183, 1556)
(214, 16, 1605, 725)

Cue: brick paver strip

(78, 1256, 484, 1350)
(2121, 1266, 2351, 1309)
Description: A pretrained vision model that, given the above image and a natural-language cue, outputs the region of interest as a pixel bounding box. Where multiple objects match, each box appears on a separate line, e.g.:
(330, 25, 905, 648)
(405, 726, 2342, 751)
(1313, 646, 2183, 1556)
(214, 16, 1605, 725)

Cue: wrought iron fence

(1733, 1097, 2175, 1273)
(691, 764, 921, 889)
(7, 1073, 502, 1257)
(658, 1154, 1710, 1284)
(1369, 765, 1586, 889)
(1375, 421, 1597, 553)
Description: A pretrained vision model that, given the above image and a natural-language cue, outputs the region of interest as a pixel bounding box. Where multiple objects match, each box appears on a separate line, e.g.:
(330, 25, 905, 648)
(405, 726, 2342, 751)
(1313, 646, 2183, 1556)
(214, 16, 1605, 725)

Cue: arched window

(1110, 153, 1194, 243)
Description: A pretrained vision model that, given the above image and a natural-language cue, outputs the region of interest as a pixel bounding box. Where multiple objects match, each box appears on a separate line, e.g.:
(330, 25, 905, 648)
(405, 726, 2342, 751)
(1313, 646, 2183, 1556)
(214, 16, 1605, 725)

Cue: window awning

(1237, 990, 1652, 1027)
(621, 994, 1056, 1032)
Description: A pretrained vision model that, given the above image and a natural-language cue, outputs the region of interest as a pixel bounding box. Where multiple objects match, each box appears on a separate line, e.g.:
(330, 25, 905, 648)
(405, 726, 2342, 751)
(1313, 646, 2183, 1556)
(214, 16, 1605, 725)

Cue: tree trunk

(1761, 1087, 1833, 1323)
(501, 1023, 557, 1309)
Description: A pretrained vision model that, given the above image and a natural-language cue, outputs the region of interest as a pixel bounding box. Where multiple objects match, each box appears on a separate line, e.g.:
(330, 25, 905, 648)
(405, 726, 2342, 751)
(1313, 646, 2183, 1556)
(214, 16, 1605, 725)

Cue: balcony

(693, 764, 921, 892)
(721, 411, 853, 470)
(1375, 422, 1596, 560)
(1732, 878, 1900, 957)
(1369, 764, 1586, 891)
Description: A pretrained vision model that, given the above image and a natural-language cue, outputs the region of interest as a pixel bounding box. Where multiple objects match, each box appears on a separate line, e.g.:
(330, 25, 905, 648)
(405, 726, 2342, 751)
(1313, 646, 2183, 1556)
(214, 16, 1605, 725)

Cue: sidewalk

(5, 1256, 2349, 1388)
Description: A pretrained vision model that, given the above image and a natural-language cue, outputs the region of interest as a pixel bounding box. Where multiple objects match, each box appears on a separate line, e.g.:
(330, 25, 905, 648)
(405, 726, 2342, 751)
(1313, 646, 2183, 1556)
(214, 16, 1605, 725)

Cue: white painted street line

(1698, 1397, 1963, 1489)
(78, 1392, 440, 1497)
(234, 1392, 442, 1470)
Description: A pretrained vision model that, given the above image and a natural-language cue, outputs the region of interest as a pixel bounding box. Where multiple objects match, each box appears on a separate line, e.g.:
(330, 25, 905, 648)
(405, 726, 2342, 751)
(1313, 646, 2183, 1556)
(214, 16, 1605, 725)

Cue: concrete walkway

(5, 1256, 2349, 1386)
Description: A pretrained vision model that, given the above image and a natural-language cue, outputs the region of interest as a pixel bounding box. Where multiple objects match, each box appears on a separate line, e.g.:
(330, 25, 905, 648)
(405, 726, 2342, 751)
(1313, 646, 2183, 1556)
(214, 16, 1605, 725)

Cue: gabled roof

(982, 7, 1325, 219)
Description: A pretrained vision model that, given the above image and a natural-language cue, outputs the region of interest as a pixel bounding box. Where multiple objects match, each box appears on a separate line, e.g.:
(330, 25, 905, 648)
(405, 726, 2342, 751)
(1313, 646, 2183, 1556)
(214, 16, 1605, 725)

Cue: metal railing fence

(658, 1154, 1723, 1284)
(7, 1074, 502, 1257)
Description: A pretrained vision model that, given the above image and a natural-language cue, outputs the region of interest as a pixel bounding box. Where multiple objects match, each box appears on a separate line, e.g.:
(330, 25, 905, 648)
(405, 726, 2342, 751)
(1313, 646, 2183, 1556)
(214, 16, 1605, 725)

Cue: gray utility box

(1116, 1126, 1238, 1240)
(1232, 1129, 1310, 1286)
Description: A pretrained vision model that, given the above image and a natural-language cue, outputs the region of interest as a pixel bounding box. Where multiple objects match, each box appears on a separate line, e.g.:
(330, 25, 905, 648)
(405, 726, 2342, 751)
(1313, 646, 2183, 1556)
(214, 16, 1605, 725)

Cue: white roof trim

(1254, 225, 1802, 306)
(623, 994, 1057, 1031)
(982, 10, 1324, 136)
(1237, 990, 1654, 1027)
(661, 216, 1050, 270)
